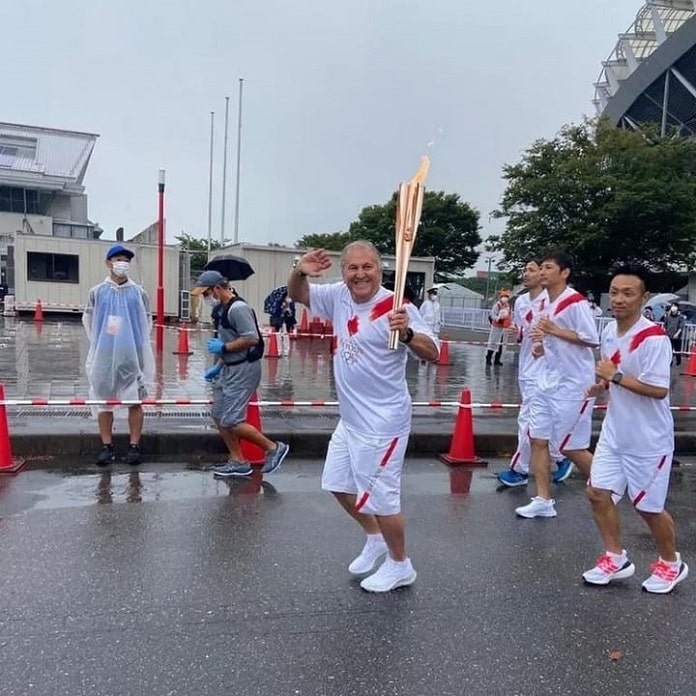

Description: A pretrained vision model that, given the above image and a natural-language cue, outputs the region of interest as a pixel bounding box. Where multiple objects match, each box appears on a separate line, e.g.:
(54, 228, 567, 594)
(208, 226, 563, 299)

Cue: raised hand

(295, 249, 332, 278)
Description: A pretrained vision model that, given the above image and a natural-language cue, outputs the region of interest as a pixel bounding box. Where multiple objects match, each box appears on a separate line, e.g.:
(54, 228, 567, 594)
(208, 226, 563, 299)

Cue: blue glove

(204, 364, 222, 382)
(207, 337, 225, 355)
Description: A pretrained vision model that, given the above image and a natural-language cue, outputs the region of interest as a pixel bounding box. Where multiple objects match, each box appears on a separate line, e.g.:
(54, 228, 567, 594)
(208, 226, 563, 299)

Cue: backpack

(219, 295, 265, 364)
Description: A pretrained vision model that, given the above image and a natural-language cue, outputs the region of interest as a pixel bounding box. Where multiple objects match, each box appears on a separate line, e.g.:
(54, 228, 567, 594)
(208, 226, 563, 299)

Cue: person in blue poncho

(82, 245, 154, 466)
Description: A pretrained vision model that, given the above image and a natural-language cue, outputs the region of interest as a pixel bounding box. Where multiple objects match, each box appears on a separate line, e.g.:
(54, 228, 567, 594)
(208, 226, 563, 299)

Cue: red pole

(156, 169, 166, 353)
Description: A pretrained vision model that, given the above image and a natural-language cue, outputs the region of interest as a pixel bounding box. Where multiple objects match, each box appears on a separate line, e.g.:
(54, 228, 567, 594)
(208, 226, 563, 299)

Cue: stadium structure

(594, 0, 696, 133)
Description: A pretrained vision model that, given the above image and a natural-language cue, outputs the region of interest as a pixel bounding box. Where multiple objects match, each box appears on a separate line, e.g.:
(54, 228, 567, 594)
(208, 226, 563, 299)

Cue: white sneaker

(642, 554, 689, 594)
(360, 557, 417, 593)
(348, 537, 388, 576)
(515, 496, 557, 518)
(583, 553, 636, 585)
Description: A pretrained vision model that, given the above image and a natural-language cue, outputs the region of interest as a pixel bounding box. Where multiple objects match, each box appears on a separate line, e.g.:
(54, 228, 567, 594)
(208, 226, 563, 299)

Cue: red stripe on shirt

(610, 349, 621, 366)
(629, 325, 667, 352)
(553, 292, 586, 317)
(369, 294, 410, 322)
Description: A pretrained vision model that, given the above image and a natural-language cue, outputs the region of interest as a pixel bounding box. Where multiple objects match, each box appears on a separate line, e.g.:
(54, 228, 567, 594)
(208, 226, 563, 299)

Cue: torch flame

(410, 155, 430, 186)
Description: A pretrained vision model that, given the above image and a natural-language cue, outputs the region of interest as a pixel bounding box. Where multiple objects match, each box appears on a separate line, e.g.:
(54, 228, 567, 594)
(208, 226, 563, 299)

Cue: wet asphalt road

(2, 459, 696, 696)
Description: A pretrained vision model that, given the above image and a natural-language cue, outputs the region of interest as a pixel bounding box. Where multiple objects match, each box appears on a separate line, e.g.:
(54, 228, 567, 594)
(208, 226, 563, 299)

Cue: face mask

(111, 261, 130, 277)
(204, 295, 220, 308)
(670, 307, 678, 315)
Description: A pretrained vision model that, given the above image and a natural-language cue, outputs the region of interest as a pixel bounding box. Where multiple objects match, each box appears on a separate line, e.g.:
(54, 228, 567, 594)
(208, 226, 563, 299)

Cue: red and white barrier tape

(1, 397, 696, 412)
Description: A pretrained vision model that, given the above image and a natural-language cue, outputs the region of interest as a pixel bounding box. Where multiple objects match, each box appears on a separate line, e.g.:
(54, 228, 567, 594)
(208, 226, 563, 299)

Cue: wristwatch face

(612, 372, 623, 384)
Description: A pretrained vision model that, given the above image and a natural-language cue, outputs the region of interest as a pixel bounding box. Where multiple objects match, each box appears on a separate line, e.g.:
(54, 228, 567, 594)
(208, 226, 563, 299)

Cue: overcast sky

(3, 0, 643, 267)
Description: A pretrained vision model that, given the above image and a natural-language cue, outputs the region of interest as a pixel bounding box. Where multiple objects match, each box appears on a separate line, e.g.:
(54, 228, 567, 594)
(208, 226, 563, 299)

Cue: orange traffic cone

(681, 345, 696, 376)
(437, 338, 452, 366)
(241, 391, 266, 465)
(265, 331, 280, 359)
(34, 299, 44, 321)
(177, 354, 189, 381)
(439, 389, 488, 467)
(299, 308, 309, 335)
(0, 384, 25, 474)
(173, 327, 193, 355)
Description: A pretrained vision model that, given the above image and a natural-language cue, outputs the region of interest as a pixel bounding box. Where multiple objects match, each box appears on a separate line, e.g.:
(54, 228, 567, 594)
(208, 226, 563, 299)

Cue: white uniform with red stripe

(309, 282, 438, 515)
(590, 317, 674, 512)
(509, 290, 561, 473)
(528, 287, 599, 450)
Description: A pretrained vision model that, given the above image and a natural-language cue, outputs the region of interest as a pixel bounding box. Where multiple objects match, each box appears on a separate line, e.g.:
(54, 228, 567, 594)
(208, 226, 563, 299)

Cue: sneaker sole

(348, 551, 387, 577)
(553, 467, 574, 484)
(360, 571, 417, 593)
(213, 470, 254, 478)
(642, 563, 689, 594)
(583, 563, 636, 585)
(262, 444, 289, 475)
(497, 476, 528, 488)
(515, 509, 557, 518)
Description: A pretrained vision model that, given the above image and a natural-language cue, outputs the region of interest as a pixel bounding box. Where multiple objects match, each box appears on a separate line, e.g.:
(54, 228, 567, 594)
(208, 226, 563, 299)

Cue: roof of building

(594, 1, 696, 114)
(0, 122, 99, 192)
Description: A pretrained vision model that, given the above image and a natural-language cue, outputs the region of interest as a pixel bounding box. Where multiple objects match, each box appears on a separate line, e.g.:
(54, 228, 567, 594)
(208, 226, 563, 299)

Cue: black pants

(671, 337, 682, 365)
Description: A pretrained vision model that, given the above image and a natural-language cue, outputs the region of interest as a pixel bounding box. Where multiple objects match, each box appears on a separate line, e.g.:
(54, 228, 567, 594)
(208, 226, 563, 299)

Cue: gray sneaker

(262, 441, 289, 474)
(213, 461, 253, 477)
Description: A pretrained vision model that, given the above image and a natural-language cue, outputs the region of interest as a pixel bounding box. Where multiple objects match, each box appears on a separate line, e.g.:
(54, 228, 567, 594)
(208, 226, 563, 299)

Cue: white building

(0, 122, 180, 316)
(197, 243, 436, 323)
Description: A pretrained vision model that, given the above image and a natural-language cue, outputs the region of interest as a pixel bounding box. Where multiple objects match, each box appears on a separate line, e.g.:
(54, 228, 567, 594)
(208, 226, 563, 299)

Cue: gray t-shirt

(219, 299, 261, 365)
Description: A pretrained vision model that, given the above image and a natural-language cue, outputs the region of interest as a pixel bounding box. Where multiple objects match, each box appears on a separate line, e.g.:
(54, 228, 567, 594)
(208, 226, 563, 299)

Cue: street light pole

(206, 111, 215, 258)
(156, 168, 166, 353)
(484, 255, 493, 306)
(233, 77, 244, 244)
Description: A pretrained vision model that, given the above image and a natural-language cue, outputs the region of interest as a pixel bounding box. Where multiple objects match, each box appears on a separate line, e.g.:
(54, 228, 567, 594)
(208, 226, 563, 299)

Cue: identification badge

(106, 315, 123, 336)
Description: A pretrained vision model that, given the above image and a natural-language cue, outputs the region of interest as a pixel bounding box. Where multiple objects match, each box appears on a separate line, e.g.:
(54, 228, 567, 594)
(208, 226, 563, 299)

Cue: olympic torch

(388, 156, 430, 350)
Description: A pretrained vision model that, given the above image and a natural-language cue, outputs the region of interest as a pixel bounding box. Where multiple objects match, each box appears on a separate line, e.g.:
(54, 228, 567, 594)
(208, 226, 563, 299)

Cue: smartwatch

(611, 371, 624, 386)
(399, 327, 414, 344)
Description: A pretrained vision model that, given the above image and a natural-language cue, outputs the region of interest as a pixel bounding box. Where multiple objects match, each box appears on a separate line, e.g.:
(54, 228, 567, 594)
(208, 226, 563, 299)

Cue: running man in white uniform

(516, 251, 599, 519)
(287, 241, 439, 593)
(582, 263, 688, 594)
(496, 260, 572, 487)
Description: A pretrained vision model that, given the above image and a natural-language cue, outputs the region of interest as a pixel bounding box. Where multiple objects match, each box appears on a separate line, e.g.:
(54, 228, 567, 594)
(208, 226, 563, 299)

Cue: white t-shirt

(536, 287, 598, 398)
(598, 316, 673, 455)
(513, 289, 548, 384)
(310, 282, 438, 437)
(419, 298, 441, 333)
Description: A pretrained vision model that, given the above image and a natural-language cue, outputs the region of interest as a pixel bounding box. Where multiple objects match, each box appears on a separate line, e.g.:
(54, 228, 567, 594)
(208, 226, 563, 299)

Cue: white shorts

(321, 419, 408, 516)
(528, 391, 593, 452)
(590, 439, 672, 513)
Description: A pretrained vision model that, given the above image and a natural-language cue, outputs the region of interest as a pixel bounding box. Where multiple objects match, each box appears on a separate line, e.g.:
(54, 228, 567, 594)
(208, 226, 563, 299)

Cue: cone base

(438, 454, 488, 468)
(172, 351, 194, 355)
(0, 458, 26, 474)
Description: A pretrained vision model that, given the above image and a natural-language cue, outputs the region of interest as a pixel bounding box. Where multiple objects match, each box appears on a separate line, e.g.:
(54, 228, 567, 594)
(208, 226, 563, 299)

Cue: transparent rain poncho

(82, 278, 155, 410)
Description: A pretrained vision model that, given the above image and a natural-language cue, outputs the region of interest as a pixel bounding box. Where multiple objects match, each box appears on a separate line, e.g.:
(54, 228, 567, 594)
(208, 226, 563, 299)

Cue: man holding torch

(288, 241, 439, 593)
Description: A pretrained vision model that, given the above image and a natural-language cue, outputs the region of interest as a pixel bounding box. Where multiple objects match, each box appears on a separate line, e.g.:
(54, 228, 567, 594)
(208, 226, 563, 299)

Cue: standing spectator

(486, 290, 512, 365)
(193, 270, 289, 478)
(419, 287, 442, 338)
(663, 303, 685, 366)
(83, 244, 154, 466)
(287, 241, 439, 593)
(589, 299, 603, 317)
(583, 263, 687, 593)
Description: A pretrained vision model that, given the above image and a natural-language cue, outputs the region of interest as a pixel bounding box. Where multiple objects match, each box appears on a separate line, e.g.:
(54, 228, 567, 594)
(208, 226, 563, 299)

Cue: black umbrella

(204, 254, 254, 281)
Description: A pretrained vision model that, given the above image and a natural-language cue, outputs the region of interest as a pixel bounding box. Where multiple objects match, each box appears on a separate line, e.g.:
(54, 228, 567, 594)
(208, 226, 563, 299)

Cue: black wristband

(400, 327, 414, 344)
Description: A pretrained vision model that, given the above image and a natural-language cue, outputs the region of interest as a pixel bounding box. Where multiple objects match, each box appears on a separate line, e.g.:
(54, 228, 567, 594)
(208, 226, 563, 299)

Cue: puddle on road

(0, 461, 499, 516)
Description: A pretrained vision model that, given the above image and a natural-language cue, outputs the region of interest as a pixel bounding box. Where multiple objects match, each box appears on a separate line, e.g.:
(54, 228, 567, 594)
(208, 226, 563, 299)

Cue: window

(27, 252, 79, 284)
(0, 187, 39, 214)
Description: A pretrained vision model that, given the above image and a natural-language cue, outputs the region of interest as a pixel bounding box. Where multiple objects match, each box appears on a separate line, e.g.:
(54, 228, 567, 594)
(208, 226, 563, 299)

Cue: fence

(441, 308, 696, 354)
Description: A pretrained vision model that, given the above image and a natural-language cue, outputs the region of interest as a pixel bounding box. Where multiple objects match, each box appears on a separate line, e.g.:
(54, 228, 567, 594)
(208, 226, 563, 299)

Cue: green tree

(295, 231, 352, 251)
(346, 191, 481, 279)
(490, 119, 696, 295)
(176, 232, 224, 274)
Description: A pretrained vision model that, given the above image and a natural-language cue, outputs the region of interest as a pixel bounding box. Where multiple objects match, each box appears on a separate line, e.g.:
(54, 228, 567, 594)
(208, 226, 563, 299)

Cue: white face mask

(111, 261, 130, 277)
(204, 295, 220, 308)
